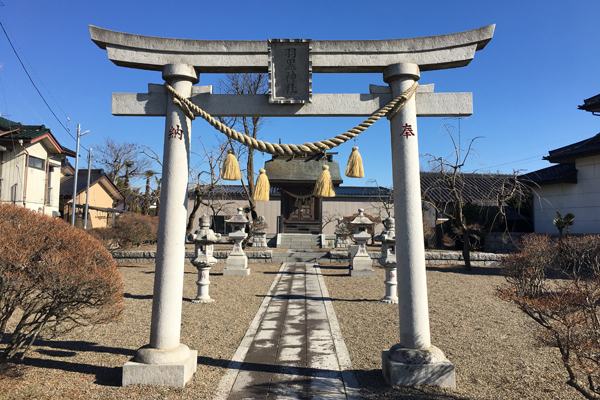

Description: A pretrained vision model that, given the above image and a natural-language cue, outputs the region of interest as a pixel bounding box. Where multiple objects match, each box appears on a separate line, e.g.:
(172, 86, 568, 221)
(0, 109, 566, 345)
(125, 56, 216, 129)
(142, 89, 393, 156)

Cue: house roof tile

(0, 116, 75, 156)
(543, 133, 600, 163)
(521, 163, 577, 185)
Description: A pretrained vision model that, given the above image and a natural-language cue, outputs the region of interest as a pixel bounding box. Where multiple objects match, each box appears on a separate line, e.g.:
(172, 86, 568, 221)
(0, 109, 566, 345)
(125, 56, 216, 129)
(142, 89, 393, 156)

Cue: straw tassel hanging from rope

(313, 165, 336, 198)
(345, 146, 364, 178)
(253, 168, 270, 201)
(221, 150, 242, 181)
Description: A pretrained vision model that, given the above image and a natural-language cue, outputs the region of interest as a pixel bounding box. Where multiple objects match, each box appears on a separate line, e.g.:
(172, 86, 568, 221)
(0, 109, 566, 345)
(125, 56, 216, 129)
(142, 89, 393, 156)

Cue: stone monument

(334, 218, 351, 249)
(374, 217, 398, 304)
(251, 215, 268, 248)
(188, 215, 220, 303)
(223, 208, 250, 276)
(90, 24, 494, 388)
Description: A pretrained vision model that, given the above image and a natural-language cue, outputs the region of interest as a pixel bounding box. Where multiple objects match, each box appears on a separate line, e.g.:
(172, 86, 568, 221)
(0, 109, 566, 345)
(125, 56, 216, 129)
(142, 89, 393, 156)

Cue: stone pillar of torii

(90, 24, 494, 388)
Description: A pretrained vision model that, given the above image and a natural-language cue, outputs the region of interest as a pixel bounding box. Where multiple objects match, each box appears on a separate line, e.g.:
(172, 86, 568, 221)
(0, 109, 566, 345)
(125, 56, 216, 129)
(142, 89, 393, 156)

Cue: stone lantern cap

(191, 215, 221, 245)
(226, 208, 249, 228)
(349, 209, 375, 228)
(375, 216, 396, 244)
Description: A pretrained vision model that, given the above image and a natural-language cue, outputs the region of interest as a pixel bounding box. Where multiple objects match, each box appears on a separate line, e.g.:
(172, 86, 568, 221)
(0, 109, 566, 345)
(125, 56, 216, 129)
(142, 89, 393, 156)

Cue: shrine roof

(521, 164, 577, 186)
(543, 132, 600, 164)
(264, 155, 343, 185)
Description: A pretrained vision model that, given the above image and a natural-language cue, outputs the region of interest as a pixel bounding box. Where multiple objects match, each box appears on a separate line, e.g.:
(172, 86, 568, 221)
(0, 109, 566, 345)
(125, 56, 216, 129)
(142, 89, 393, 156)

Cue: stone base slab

(350, 269, 375, 277)
(382, 350, 455, 388)
(123, 349, 198, 387)
(223, 268, 251, 276)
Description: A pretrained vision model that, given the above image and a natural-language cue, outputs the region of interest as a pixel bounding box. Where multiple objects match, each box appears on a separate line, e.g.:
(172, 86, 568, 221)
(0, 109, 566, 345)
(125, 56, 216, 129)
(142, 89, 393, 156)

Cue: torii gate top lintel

(89, 24, 495, 73)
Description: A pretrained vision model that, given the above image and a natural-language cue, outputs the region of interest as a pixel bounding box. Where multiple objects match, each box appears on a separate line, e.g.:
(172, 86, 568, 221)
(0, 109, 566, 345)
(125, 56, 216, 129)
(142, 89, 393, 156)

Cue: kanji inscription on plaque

(268, 39, 312, 104)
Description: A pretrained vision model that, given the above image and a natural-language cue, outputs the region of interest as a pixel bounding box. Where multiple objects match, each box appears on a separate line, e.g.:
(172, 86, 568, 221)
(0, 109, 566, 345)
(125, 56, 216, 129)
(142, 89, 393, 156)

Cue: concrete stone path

(214, 262, 361, 400)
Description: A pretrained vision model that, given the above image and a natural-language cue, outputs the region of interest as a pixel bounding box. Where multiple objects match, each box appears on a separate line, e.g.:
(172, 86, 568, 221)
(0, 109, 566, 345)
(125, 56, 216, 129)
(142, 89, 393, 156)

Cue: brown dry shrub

(498, 234, 600, 398)
(112, 213, 158, 248)
(0, 204, 124, 363)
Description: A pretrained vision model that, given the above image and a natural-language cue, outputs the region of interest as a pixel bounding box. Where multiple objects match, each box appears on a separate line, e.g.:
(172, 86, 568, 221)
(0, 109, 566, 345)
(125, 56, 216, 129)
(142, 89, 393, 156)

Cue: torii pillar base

(382, 345, 455, 388)
(123, 345, 198, 387)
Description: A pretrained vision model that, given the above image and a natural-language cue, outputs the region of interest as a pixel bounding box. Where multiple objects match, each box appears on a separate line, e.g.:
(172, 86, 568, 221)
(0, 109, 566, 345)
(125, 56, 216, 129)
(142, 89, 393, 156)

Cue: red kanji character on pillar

(401, 123, 415, 139)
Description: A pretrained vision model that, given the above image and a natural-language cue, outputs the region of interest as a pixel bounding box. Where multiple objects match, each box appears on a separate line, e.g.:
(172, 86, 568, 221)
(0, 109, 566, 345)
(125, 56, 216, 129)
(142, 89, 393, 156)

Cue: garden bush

(498, 234, 600, 399)
(0, 204, 124, 363)
(113, 213, 158, 248)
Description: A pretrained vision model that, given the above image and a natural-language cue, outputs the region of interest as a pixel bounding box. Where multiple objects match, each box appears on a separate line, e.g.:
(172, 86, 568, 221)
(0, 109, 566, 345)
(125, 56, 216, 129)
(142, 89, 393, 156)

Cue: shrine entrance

(90, 24, 495, 389)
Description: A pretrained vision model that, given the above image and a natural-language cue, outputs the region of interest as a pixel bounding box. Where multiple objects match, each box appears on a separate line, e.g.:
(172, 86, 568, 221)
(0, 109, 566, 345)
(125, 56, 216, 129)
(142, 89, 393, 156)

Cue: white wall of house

(534, 155, 600, 234)
(0, 146, 26, 205)
(0, 142, 61, 217)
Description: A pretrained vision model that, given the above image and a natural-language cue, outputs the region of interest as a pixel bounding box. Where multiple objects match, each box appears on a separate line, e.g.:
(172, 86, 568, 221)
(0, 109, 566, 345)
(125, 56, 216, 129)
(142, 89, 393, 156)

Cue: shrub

(0, 204, 124, 363)
(88, 227, 117, 250)
(112, 213, 158, 248)
(498, 234, 600, 398)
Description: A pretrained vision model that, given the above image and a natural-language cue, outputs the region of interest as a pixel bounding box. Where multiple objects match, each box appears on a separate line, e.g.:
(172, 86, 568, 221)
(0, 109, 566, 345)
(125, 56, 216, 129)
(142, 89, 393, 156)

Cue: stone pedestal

(123, 345, 198, 387)
(224, 234, 250, 275)
(382, 345, 455, 388)
(193, 266, 214, 303)
(350, 238, 374, 277)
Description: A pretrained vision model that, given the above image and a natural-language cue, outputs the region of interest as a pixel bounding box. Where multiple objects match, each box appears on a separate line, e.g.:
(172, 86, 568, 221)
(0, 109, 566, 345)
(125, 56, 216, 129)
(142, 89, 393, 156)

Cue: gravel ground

(0, 262, 282, 399)
(0, 260, 583, 399)
(321, 263, 581, 399)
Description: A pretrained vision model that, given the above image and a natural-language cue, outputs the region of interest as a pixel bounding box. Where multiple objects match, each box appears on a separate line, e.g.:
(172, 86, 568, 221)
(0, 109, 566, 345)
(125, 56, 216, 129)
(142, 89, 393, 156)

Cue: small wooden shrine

(264, 152, 342, 234)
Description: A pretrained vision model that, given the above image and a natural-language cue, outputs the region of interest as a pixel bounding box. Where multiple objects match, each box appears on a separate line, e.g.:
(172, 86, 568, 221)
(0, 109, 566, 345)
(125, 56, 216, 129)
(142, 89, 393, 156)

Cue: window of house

(10, 184, 17, 204)
(28, 156, 45, 170)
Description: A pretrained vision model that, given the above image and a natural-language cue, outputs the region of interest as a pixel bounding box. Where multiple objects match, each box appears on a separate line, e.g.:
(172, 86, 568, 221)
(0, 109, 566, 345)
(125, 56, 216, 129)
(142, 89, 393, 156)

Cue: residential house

(59, 165, 124, 229)
(524, 134, 600, 234)
(524, 94, 600, 234)
(0, 117, 75, 216)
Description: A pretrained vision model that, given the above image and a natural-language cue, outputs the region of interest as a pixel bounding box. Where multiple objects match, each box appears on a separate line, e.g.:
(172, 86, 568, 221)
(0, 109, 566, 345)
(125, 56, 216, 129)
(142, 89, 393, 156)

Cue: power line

(0, 19, 86, 151)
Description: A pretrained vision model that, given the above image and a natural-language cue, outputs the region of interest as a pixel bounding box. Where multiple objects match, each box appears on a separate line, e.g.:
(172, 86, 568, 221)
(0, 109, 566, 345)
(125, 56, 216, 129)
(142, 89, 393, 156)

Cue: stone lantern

(223, 207, 250, 275)
(251, 215, 268, 248)
(374, 217, 398, 304)
(187, 215, 221, 303)
(349, 208, 375, 277)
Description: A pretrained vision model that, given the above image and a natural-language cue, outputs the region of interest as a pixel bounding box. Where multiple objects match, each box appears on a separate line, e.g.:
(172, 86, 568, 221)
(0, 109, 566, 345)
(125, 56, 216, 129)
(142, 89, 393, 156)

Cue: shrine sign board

(268, 39, 312, 104)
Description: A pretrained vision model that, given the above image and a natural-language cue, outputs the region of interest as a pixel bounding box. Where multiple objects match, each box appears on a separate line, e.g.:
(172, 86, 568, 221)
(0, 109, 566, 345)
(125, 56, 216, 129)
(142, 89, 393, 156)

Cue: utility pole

(83, 148, 92, 230)
(71, 124, 89, 226)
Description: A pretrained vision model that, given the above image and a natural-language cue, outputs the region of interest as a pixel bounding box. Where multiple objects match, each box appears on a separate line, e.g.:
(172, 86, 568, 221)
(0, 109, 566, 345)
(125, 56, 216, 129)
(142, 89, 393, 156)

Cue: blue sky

(0, 0, 598, 189)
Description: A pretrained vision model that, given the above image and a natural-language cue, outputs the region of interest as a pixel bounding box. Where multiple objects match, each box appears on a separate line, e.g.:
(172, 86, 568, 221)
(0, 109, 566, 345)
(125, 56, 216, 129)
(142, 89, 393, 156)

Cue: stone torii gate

(90, 25, 494, 388)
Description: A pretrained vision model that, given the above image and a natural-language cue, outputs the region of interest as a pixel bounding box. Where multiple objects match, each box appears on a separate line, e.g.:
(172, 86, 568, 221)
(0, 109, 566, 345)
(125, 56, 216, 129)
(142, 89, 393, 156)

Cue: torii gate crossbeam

(90, 25, 495, 390)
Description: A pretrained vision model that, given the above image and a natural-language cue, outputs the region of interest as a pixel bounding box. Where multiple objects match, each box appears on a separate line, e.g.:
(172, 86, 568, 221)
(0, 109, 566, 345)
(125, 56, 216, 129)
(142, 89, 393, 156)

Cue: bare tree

(185, 139, 235, 235)
(93, 138, 152, 185)
(423, 122, 531, 270)
(217, 73, 269, 221)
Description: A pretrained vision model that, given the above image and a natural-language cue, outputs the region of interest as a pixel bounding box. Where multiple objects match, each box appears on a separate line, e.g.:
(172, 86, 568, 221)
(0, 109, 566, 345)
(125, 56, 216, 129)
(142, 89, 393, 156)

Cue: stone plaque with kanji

(268, 39, 312, 104)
